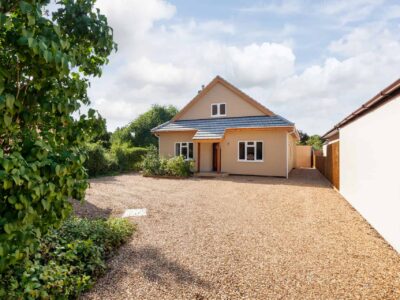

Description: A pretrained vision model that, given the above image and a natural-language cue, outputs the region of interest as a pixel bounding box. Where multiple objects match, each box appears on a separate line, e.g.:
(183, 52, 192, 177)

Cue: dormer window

(211, 103, 226, 117)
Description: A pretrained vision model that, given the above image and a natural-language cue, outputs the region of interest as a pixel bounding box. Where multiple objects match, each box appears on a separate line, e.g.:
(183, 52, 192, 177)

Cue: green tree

(306, 135, 324, 150)
(112, 104, 178, 147)
(297, 130, 324, 150)
(298, 130, 310, 145)
(0, 0, 116, 272)
(89, 114, 112, 149)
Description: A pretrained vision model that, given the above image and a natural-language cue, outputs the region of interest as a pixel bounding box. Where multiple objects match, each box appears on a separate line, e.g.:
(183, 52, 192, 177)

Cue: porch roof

(151, 115, 294, 140)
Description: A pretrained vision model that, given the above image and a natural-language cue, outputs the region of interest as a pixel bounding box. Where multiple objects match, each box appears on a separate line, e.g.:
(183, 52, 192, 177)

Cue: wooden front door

(212, 143, 221, 172)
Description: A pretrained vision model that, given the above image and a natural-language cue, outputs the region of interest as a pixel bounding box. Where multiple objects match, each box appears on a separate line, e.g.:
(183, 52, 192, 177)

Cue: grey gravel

(76, 169, 400, 300)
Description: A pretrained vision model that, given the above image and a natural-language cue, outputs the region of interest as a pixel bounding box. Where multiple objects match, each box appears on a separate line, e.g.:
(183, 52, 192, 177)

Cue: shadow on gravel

(140, 247, 210, 287)
(111, 245, 212, 290)
(71, 200, 113, 219)
(88, 172, 140, 184)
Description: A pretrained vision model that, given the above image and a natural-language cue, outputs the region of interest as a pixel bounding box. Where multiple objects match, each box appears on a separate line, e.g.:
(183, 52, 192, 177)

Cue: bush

(111, 143, 148, 172)
(84, 143, 147, 177)
(0, 217, 134, 299)
(141, 146, 163, 176)
(84, 143, 118, 177)
(142, 146, 192, 177)
(166, 156, 192, 177)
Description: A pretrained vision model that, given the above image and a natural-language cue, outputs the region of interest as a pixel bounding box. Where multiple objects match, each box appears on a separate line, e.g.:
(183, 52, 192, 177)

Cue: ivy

(0, 0, 116, 272)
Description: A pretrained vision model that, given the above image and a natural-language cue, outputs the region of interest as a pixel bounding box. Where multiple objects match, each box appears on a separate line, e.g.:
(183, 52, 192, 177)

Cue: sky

(56, 0, 400, 135)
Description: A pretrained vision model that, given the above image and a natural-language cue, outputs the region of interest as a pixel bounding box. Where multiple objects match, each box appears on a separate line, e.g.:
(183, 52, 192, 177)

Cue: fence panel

(295, 145, 312, 168)
(314, 142, 340, 189)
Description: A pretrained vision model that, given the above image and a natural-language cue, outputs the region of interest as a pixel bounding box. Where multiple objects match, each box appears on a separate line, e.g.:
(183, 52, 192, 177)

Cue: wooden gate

(315, 142, 340, 189)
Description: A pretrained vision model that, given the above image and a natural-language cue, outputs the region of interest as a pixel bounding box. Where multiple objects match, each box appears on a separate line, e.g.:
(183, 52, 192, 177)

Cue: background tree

(0, 0, 116, 271)
(297, 130, 324, 150)
(112, 104, 178, 147)
(88, 114, 112, 149)
(298, 130, 310, 145)
(306, 135, 324, 150)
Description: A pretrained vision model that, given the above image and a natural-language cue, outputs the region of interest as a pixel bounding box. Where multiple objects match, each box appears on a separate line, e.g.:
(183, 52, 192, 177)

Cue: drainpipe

(286, 129, 296, 178)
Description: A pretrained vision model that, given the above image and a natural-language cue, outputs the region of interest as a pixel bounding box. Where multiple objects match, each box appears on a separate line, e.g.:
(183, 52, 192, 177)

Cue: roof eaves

(322, 78, 400, 139)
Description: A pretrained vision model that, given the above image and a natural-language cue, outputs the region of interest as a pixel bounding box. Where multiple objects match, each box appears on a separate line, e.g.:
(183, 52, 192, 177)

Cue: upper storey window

(211, 103, 226, 117)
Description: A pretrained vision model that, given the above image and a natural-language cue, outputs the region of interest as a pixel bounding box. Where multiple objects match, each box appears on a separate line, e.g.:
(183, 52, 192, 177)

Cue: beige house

(152, 76, 299, 177)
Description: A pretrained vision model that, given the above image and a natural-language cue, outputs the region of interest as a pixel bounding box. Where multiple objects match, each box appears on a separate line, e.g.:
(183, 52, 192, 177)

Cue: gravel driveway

(77, 169, 400, 299)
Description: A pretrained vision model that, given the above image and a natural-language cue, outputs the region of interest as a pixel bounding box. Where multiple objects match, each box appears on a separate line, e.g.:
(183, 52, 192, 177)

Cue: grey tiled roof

(152, 115, 294, 140)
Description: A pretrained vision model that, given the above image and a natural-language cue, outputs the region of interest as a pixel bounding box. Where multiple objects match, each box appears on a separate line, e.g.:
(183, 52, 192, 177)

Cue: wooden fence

(314, 142, 340, 189)
(295, 145, 312, 168)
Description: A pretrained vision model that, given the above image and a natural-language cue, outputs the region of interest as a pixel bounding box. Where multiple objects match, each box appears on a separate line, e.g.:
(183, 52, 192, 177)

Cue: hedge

(112, 143, 148, 172)
(84, 143, 148, 177)
(0, 217, 135, 299)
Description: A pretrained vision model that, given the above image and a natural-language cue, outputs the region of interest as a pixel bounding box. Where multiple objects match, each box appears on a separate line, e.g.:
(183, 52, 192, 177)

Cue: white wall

(340, 96, 400, 252)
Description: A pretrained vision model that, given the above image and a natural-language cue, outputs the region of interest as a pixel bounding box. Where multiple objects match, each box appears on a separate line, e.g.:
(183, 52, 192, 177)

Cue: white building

(323, 78, 400, 252)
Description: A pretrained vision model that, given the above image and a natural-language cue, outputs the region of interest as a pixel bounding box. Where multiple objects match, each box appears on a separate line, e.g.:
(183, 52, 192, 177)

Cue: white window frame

(175, 142, 194, 160)
(238, 141, 264, 162)
(211, 103, 226, 117)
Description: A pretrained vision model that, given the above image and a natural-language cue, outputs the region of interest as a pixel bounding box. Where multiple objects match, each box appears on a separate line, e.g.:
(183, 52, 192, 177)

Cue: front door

(212, 143, 221, 172)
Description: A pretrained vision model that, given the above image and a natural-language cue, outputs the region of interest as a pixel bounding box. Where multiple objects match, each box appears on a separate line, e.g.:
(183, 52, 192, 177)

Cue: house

(323, 78, 400, 252)
(151, 76, 299, 177)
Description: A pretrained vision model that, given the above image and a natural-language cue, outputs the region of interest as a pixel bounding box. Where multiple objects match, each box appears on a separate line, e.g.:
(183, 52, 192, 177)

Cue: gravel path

(77, 169, 400, 299)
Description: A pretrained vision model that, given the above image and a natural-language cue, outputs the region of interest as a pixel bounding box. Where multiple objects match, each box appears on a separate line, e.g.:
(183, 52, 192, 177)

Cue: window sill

(211, 114, 226, 118)
(237, 160, 264, 163)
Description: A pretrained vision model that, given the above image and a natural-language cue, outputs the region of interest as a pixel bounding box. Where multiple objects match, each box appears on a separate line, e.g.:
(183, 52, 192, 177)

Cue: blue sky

(79, 0, 400, 134)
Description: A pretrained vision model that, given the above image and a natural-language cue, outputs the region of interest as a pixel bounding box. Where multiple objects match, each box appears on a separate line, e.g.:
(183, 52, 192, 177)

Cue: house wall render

(339, 96, 400, 252)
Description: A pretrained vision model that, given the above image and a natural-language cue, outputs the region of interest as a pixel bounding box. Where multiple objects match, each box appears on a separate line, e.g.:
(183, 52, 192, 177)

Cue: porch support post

(197, 142, 201, 172)
(217, 143, 221, 173)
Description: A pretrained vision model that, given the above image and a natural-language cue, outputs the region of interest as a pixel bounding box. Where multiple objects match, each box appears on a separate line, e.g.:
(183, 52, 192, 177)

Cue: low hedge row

(85, 143, 148, 177)
(0, 217, 135, 299)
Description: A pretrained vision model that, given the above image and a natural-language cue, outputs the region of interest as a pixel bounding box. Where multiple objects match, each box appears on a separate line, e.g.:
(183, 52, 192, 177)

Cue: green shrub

(142, 146, 192, 177)
(0, 217, 135, 299)
(111, 143, 148, 172)
(84, 142, 148, 177)
(166, 156, 192, 177)
(84, 143, 118, 177)
(141, 145, 164, 176)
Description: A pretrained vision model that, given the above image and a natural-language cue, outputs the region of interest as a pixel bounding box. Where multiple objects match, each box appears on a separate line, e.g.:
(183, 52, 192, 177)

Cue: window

(175, 142, 194, 160)
(238, 141, 263, 162)
(211, 103, 226, 117)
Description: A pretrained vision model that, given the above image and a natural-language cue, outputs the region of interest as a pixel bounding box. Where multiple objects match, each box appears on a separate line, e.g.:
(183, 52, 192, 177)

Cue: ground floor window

(238, 141, 263, 161)
(175, 142, 194, 160)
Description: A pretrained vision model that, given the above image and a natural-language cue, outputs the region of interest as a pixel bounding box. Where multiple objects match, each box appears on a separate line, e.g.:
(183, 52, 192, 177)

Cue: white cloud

(270, 26, 400, 134)
(224, 43, 295, 87)
(238, 0, 302, 14)
(319, 0, 384, 24)
(329, 25, 398, 56)
(88, 0, 296, 130)
(84, 0, 399, 136)
(97, 0, 175, 37)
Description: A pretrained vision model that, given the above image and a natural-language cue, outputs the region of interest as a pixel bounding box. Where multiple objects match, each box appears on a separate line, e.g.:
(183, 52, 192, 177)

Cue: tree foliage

(0, 0, 116, 272)
(297, 130, 324, 150)
(112, 104, 178, 147)
(298, 130, 310, 145)
(88, 114, 111, 149)
(305, 135, 324, 150)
